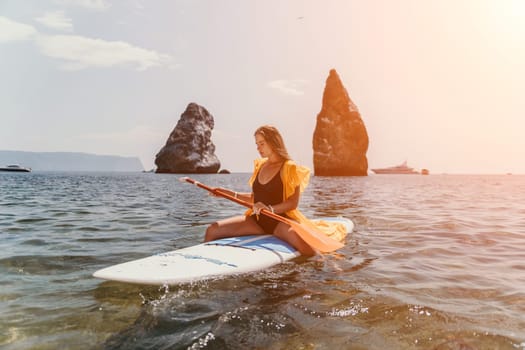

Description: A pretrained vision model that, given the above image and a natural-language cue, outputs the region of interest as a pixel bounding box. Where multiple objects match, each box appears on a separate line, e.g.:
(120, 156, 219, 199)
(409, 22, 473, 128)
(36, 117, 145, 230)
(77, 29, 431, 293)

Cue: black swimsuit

(252, 166, 289, 234)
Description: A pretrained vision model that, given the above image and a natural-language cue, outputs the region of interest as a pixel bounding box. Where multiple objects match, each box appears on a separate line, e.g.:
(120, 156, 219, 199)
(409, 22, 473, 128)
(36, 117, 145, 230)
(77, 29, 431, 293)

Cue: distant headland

(0, 150, 144, 172)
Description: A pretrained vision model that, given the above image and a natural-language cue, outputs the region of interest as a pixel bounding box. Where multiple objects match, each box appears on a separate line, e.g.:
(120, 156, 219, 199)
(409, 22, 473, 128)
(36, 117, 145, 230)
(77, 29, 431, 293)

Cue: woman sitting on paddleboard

(206, 125, 346, 255)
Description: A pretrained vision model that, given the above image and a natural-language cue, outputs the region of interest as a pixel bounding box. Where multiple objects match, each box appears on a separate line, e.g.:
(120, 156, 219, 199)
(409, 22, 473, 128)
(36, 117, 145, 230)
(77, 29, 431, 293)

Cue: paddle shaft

(180, 177, 283, 221)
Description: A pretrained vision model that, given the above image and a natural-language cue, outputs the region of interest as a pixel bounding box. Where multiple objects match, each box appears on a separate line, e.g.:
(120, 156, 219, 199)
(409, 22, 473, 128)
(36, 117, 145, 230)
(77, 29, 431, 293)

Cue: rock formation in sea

(155, 103, 221, 174)
(312, 69, 369, 176)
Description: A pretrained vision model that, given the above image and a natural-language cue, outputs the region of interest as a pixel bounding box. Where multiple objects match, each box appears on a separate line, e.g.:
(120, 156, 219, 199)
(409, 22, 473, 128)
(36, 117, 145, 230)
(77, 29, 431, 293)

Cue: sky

(1, 0, 524, 174)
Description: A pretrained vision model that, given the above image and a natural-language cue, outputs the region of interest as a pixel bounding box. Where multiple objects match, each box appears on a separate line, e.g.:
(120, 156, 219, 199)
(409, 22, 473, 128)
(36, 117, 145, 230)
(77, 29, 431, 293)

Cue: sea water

(0, 172, 524, 350)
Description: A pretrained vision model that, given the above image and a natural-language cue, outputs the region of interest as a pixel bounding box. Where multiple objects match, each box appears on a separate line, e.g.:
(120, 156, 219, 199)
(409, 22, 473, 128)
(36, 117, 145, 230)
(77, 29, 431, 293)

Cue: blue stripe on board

(242, 236, 296, 254)
(211, 236, 257, 245)
(209, 235, 297, 254)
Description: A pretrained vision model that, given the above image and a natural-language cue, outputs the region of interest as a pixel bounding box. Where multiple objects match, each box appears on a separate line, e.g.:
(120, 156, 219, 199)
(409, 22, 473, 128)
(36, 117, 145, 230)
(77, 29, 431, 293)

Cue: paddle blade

(288, 220, 344, 253)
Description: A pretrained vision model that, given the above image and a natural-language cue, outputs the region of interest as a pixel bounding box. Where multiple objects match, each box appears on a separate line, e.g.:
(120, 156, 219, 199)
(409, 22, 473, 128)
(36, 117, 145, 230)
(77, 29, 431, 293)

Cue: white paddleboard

(93, 217, 353, 285)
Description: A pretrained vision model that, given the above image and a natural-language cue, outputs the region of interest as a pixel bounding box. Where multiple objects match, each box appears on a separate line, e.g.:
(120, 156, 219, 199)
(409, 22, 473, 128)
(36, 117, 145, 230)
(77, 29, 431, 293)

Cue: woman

(205, 125, 346, 256)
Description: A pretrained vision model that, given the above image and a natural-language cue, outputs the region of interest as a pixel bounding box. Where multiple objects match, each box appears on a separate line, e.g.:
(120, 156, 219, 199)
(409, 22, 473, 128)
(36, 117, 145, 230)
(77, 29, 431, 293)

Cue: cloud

(35, 11, 73, 31)
(35, 34, 176, 71)
(267, 79, 308, 96)
(0, 16, 37, 42)
(1, 15, 177, 71)
(133, 0, 145, 11)
(53, 0, 110, 11)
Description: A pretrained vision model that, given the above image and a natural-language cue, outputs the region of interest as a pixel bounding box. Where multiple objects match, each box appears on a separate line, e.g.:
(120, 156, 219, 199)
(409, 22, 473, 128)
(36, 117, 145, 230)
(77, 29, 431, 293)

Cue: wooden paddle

(179, 176, 344, 253)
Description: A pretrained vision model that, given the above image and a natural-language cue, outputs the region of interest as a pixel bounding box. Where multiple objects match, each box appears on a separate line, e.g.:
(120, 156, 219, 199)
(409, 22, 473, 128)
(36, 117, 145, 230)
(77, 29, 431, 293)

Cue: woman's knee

(273, 229, 286, 241)
(274, 226, 315, 256)
(205, 222, 219, 242)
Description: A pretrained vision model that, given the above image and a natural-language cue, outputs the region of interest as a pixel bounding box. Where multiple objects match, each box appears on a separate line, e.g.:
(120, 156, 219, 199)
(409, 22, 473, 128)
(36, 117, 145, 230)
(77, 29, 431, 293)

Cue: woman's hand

(253, 201, 272, 215)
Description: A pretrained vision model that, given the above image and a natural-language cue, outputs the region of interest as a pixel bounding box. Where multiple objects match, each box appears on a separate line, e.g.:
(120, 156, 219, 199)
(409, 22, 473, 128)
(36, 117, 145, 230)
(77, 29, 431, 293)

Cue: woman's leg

(273, 222, 316, 256)
(205, 215, 265, 242)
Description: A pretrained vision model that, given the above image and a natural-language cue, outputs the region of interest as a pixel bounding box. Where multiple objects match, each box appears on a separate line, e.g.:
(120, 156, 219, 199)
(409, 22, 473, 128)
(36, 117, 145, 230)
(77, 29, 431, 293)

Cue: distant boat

(371, 161, 420, 174)
(0, 164, 31, 172)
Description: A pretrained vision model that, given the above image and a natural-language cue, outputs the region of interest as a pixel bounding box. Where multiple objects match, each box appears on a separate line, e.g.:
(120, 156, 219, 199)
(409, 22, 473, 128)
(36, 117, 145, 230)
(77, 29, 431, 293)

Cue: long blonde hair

(254, 125, 292, 161)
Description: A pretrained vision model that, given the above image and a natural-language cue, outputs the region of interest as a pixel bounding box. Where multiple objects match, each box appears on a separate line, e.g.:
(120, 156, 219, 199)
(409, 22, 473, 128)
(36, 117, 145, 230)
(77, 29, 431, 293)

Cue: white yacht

(0, 164, 32, 172)
(371, 161, 419, 174)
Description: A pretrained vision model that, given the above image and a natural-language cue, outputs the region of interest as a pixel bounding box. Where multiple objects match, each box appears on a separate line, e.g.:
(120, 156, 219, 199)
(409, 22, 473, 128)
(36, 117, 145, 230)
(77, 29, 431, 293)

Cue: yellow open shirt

(245, 158, 347, 242)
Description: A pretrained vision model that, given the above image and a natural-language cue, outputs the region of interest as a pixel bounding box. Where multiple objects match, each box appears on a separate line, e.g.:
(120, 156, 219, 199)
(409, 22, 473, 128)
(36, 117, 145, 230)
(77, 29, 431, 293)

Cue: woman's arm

(235, 191, 253, 204)
(271, 186, 300, 213)
(214, 187, 254, 204)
